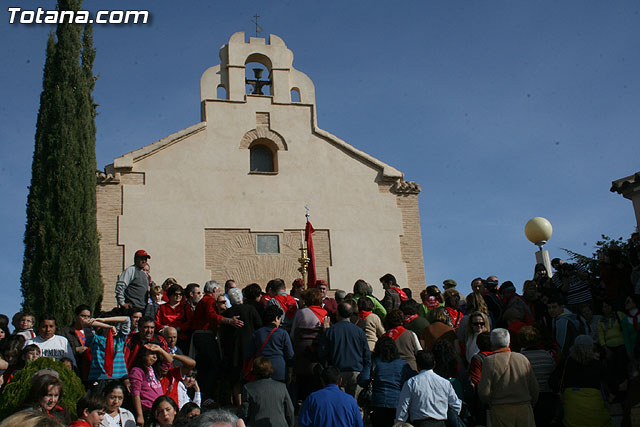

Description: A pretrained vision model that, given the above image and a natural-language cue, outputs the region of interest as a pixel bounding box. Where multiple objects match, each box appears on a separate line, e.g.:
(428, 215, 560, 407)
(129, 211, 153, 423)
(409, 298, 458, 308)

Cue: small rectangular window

(256, 235, 280, 254)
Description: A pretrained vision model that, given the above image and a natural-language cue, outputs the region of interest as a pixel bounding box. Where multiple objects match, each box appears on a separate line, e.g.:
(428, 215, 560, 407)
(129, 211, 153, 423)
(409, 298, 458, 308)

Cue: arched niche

(245, 53, 273, 96)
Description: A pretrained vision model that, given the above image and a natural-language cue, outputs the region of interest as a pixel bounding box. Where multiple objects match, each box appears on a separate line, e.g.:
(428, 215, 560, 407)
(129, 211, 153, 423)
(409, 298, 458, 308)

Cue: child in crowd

(85, 315, 131, 385)
(13, 312, 36, 340)
(129, 343, 173, 425)
(71, 394, 107, 427)
(144, 285, 165, 319)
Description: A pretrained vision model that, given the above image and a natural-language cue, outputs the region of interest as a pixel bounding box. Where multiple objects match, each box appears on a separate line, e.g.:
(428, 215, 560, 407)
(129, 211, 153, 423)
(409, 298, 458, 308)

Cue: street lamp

(525, 217, 553, 275)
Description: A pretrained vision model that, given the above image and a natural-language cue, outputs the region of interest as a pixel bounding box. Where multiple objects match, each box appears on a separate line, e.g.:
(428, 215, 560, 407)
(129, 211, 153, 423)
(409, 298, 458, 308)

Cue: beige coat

(355, 313, 385, 351)
(478, 348, 539, 406)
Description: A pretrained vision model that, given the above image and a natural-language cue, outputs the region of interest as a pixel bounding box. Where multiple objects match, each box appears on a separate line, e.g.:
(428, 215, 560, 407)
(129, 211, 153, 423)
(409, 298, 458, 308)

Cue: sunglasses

(472, 322, 485, 326)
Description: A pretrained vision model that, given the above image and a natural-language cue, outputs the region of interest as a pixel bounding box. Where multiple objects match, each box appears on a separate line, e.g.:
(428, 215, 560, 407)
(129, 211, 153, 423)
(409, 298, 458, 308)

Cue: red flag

(305, 221, 317, 288)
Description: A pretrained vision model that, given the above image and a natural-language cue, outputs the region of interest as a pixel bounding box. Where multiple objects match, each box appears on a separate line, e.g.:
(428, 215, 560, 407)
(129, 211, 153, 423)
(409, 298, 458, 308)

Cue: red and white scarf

(383, 326, 407, 341)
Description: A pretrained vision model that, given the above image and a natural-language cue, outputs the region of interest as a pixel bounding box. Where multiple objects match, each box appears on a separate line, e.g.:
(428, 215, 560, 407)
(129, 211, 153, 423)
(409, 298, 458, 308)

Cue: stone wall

(204, 228, 331, 288)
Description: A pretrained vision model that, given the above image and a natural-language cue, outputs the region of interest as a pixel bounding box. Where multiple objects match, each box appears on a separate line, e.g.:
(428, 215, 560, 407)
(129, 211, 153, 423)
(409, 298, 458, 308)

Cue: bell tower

(200, 32, 316, 112)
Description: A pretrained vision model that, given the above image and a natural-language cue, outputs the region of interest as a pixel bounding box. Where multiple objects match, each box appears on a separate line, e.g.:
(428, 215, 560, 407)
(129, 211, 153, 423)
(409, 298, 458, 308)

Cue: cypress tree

(21, 0, 102, 326)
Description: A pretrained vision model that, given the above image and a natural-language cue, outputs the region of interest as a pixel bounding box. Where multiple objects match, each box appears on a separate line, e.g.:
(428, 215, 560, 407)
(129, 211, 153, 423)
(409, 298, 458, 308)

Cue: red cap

(135, 249, 151, 259)
(315, 280, 328, 288)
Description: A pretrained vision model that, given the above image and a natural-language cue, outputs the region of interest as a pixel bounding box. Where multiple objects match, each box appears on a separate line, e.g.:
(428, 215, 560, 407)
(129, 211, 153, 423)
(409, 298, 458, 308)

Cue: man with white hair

(187, 409, 246, 427)
(478, 328, 539, 427)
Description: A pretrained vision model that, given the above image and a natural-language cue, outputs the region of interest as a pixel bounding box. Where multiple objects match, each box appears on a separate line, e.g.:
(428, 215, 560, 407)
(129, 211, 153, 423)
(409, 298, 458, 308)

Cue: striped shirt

(87, 321, 130, 380)
(521, 349, 556, 393)
(552, 263, 591, 305)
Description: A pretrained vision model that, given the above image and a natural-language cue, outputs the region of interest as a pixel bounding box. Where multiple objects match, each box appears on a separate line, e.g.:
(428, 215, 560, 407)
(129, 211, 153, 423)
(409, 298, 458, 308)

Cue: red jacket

(191, 294, 223, 331)
(155, 302, 188, 332)
(161, 366, 182, 405)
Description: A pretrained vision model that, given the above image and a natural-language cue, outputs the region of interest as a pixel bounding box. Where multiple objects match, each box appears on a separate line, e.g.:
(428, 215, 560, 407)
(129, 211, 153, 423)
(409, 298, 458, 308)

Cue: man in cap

(317, 280, 337, 321)
(115, 249, 152, 311)
(442, 279, 457, 291)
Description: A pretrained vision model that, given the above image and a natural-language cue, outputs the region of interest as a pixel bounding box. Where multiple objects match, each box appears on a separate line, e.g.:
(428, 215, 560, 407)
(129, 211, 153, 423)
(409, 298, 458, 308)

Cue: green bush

(0, 357, 85, 420)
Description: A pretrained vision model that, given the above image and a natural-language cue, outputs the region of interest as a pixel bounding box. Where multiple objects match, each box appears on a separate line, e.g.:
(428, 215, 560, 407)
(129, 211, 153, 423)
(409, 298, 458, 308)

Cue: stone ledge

(392, 180, 421, 195)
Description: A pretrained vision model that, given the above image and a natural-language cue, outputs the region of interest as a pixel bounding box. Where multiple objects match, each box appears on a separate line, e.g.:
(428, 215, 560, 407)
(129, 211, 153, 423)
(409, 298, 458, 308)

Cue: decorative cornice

(611, 171, 640, 195)
(96, 170, 120, 184)
(392, 180, 421, 195)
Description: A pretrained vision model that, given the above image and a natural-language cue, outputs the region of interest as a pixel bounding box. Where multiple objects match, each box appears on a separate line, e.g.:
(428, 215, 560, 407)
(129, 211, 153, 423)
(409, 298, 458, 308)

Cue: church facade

(97, 33, 425, 307)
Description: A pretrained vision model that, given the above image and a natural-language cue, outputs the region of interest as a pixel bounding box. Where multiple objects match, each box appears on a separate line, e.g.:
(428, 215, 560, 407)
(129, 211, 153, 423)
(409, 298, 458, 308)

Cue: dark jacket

(247, 323, 294, 382)
(221, 304, 262, 367)
(321, 320, 371, 373)
(240, 378, 295, 427)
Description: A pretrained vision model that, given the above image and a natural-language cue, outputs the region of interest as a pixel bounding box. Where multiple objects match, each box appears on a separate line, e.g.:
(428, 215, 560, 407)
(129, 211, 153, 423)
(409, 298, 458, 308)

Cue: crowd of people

(0, 234, 639, 427)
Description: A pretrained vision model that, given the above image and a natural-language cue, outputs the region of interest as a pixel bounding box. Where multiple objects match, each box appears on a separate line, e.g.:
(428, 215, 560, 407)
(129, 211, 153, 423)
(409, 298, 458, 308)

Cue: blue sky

(1, 1, 639, 318)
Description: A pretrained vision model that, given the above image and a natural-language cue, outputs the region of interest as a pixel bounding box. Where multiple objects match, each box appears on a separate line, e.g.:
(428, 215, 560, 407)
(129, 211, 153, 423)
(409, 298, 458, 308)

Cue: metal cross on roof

(251, 13, 263, 38)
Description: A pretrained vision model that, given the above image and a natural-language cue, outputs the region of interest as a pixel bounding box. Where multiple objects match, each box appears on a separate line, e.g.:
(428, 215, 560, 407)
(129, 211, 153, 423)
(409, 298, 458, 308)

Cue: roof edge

(113, 122, 207, 169)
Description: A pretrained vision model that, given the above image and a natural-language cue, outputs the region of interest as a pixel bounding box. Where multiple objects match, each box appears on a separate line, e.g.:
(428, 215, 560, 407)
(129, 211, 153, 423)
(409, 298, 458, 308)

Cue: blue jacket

(298, 384, 363, 427)
(247, 323, 294, 382)
(360, 357, 416, 408)
(321, 320, 371, 373)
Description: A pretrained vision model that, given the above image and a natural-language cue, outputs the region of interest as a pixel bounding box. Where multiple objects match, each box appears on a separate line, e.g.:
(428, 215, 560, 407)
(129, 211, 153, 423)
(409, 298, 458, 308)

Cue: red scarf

(403, 314, 418, 325)
(104, 328, 115, 377)
(71, 421, 91, 427)
(358, 310, 372, 320)
(273, 294, 297, 319)
(383, 326, 406, 341)
(390, 287, 408, 301)
(308, 305, 327, 323)
(445, 307, 463, 328)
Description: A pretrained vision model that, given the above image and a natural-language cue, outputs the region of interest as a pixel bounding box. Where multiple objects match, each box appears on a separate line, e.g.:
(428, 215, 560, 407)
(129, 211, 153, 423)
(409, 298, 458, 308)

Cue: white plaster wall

(117, 97, 408, 294)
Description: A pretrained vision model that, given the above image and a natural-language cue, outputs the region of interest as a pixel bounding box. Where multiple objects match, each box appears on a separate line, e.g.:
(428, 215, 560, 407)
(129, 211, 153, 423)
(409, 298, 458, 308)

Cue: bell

(253, 68, 263, 80)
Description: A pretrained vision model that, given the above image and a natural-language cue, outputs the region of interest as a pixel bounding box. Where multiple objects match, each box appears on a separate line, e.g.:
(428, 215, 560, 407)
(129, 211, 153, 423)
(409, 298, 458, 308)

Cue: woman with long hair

(361, 336, 414, 427)
(457, 292, 490, 341)
(101, 381, 136, 427)
(130, 344, 173, 426)
(147, 395, 178, 427)
(462, 311, 491, 364)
